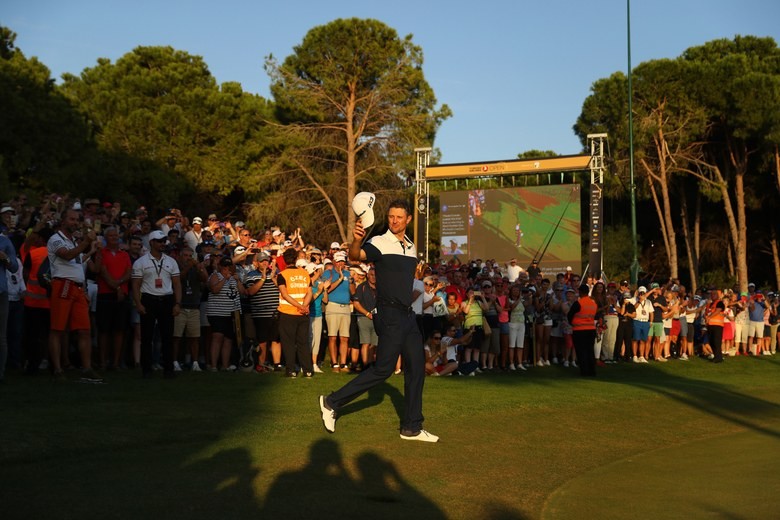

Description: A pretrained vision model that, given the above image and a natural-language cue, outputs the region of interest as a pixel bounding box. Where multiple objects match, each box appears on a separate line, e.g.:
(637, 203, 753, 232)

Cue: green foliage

(0, 27, 96, 194)
(59, 46, 275, 211)
(259, 18, 450, 241)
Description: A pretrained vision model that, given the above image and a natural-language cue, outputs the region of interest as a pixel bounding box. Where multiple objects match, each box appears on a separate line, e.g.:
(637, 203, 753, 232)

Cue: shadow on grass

(337, 380, 405, 424)
(261, 438, 447, 519)
(611, 362, 780, 440)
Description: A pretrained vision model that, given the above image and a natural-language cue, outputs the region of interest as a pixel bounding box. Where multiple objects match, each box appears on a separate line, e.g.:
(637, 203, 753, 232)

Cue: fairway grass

(2, 356, 779, 519)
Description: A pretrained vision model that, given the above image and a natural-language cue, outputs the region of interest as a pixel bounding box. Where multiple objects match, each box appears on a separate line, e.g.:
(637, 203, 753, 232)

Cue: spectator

(506, 284, 526, 371)
(245, 251, 282, 371)
(276, 248, 313, 377)
(206, 256, 245, 371)
(131, 229, 182, 379)
(173, 246, 208, 372)
(321, 251, 352, 372)
(307, 263, 330, 373)
(90, 227, 132, 370)
(47, 209, 101, 382)
(184, 217, 205, 252)
(22, 230, 52, 374)
(568, 284, 597, 377)
(351, 266, 379, 372)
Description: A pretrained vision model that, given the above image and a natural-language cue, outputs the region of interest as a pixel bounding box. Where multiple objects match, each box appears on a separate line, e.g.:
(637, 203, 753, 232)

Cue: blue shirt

(310, 278, 326, 317)
(0, 235, 19, 294)
(321, 268, 351, 304)
(749, 300, 766, 322)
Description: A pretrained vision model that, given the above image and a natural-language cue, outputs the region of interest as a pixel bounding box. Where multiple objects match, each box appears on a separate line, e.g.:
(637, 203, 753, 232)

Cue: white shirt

(632, 298, 653, 322)
(411, 278, 425, 315)
(6, 261, 25, 301)
(132, 252, 180, 295)
(47, 231, 86, 283)
(506, 264, 522, 283)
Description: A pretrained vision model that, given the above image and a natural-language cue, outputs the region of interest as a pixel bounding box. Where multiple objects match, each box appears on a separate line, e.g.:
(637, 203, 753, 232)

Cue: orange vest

(24, 246, 50, 309)
(278, 268, 310, 315)
(706, 300, 724, 327)
(572, 296, 597, 331)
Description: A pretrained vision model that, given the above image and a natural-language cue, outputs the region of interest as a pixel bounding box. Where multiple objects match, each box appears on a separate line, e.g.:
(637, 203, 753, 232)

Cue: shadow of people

(355, 451, 447, 520)
(261, 438, 359, 518)
(182, 447, 261, 519)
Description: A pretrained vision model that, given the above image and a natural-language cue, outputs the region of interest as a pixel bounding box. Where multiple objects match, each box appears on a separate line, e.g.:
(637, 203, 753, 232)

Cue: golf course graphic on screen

(439, 184, 581, 273)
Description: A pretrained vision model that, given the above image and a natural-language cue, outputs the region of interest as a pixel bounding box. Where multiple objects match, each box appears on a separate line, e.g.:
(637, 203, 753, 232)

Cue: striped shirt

(245, 269, 279, 318)
(206, 272, 241, 317)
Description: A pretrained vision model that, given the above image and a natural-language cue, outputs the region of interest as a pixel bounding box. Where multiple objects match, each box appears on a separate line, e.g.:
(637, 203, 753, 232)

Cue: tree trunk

(680, 194, 698, 293)
(771, 227, 780, 291)
(640, 153, 678, 279)
(734, 172, 749, 292)
(345, 87, 357, 243)
(694, 191, 701, 263)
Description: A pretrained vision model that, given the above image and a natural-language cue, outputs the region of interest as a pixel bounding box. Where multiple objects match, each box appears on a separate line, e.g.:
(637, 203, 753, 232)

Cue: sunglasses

(432, 336, 442, 340)
(424, 282, 434, 286)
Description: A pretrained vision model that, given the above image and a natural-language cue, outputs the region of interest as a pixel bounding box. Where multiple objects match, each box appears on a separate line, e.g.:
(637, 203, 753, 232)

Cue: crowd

(0, 193, 778, 383)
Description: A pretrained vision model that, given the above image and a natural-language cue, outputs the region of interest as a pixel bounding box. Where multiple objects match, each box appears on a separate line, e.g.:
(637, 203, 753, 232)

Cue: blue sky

(5, 0, 779, 164)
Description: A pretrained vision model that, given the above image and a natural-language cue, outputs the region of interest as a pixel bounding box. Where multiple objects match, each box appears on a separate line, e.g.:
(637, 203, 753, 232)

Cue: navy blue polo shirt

(363, 229, 417, 307)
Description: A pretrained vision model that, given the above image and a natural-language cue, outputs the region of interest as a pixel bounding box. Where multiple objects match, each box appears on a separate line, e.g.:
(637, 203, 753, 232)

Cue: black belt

(53, 278, 83, 287)
(376, 298, 413, 313)
(141, 293, 174, 301)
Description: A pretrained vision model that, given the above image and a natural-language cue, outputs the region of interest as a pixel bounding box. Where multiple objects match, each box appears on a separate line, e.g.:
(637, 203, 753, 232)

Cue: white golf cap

(351, 191, 376, 228)
(295, 258, 308, 268)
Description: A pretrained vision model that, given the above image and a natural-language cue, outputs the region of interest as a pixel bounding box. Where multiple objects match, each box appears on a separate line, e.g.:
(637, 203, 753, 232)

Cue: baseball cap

(0, 206, 15, 214)
(283, 240, 292, 247)
(149, 230, 167, 242)
(638, 286, 647, 293)
(650, 282, 660, 289)
(233, 246, 247, 256)
(208, 213, 217, 220)
(272, 230, 282, 237)
(192, 217, 203, 225)
(323, 258, 333, 265)
(295, 258, 308, 268)
(351, 191, 376, 228)
(330, 241, 341, 250)
(235, 221, 245, 228)
(305, 263, 317, 275)
(334, 252, 347, 262)
(748, 282, 756, 288)
(256, 252, 270, 262)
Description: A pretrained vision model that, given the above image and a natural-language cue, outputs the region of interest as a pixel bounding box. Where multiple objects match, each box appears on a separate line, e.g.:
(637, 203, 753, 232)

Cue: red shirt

(97, 248, 132, 295)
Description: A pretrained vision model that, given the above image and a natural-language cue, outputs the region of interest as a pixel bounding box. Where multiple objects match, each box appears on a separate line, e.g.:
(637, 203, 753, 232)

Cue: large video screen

(439, 184, 582, 274)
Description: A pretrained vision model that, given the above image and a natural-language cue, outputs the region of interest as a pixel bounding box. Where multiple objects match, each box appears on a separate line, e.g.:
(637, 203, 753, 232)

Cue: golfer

(319, 198, 438, 442)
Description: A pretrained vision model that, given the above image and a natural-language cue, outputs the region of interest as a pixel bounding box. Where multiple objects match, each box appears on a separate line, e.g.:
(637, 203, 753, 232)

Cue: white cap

(304, 262, 317, 274)
(638, 286, 647, 293)
(149, 230, 167, 241)
(272, 230, 282, 237)
(295, 258, 308, 268)
(330, 241, 341, 250)
(192, 217, 203, 225)
(334, 252, 347, 262)
(566, 266, 572, 271)
(323, 258, 333, 265)
(351, 191, 376, 228)
(233, 246, 247, 256)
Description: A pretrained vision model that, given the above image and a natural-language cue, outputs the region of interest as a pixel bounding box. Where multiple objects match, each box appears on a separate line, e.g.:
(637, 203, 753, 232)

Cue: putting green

(543, 430, 780, 519)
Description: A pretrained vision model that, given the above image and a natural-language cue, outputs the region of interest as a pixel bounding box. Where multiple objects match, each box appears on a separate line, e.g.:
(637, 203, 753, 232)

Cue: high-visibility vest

(706, 300, 724, 327)
(278, 268, 310, 315)
(572, 296, 597, 331)
(24, 246, 50, 309)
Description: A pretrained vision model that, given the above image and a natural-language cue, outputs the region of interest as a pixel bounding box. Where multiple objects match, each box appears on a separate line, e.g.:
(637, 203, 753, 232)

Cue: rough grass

(2, 355, 779, 519)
